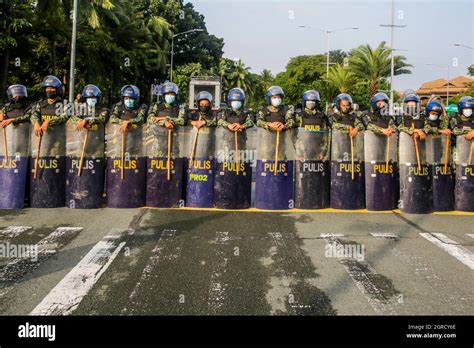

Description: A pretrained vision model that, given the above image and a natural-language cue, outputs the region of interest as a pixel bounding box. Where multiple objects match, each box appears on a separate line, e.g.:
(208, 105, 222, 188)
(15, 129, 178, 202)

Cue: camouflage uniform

(450, 112, 474, 136)
(186, 108, 218, 127)
(68, 104, 109, 126)
(0, 102, 32, 125)
(31, 98, 68, 126)
(329, 111, 364, 133)
(256, 105, 295, 129)
(361, 111, 396, 135)
(147, 102, 186, 126)
(423, 115, 449, 135)
(109, 102, 147, 126)
(217, 108, 254, 129)
(295, 107, 330, 154)
(397, 115, 426, 135)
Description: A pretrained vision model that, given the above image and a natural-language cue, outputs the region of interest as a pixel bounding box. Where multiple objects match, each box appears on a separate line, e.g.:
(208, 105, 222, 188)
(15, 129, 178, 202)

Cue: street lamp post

(170, 29, 204, 82)
(298, 25, 358, 78)
(454, 43, 474, 50)
(380, 0, 406, 114)
(68, 0, 78, 103)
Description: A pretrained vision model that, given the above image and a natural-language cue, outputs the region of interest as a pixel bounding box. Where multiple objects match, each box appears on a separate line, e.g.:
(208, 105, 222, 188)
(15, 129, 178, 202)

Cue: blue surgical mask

(231, 101, 242, 110)
(124, 99, 136, 108)
(165, 95, 176, 104)
(86, 98, 97, 107)
(463, 109, 472, 117)
(271, 98, 282, 107)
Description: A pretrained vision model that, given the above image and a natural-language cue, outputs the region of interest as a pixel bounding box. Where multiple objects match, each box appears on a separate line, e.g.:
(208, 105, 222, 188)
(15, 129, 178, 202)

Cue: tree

(326, 64, 357, 93)
(348, 41, 412, 98)
(468, 65, 474, 77)
(173, 2, 224, 71)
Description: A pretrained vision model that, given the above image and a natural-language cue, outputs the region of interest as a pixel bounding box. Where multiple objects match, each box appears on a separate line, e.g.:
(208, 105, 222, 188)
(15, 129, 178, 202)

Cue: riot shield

(105, 123, 146, 208)
(65, 122, 105, 208)
(144, 124, 185, 207)
(254, 127, 294, 210)
(454, 135, 474, 211)
(29, 124, 66, 208)
(214, 126, 254, 209)
(330, 129, 365, 210)
(0, 122, 30, 208)
(183, 125, 216, 208)
(426, 134, 454, 211)
(294, 126, 330, 209)
(398, 132, 432, 214)
(364, 131, 398, 211)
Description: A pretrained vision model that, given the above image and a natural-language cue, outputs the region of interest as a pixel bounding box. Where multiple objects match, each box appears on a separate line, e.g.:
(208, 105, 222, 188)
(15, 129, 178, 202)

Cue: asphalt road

(0, 207, 473, 315)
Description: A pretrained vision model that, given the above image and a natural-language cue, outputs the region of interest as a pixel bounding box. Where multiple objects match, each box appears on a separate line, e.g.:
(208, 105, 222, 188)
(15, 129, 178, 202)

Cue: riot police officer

(329, 93, 365, 210)
(215, 87, 254, 209)
(0, 85, 32, 208)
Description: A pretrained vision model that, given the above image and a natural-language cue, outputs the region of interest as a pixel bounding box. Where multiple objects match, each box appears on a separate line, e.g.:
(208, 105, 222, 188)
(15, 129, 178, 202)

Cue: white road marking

(370, 233, 399, 240)
(0, 226, 32, 240)
(320, 235, 399, 315)
(0, 227, 83, 283)
(420, 233, 474, 270)
(124, 228, 179, 314)
(30, 228, 130, 316)
(320, 233, 345, 238)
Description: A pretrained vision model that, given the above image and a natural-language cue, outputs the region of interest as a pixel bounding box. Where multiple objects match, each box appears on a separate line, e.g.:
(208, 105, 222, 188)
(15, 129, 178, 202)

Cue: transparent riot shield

(105, 123, 146, 208)
(214, 126, 255, 209)
(255, 127, 295, 210)
(182, 125, 216, 208)
(426, 134, 454, 211)
(364, 131, 398, 211)
(294, 126, 330, 209)
(144, 123, 185, 207)
(0, 122, 30, 208)
(65, 121, 105, 208)
(453, 135, 474, 211)
(398, 132, 432, 214)
(330, 129, 365, 209)
(29, 124, 66, 208)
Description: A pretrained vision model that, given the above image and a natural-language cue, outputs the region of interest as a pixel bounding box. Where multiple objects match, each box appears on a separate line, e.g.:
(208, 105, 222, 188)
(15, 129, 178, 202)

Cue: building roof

(416, 75, 473, 97)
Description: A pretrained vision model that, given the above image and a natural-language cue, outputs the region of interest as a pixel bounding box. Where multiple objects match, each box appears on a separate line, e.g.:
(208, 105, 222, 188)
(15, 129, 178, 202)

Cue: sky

(191, 0, 474, 92)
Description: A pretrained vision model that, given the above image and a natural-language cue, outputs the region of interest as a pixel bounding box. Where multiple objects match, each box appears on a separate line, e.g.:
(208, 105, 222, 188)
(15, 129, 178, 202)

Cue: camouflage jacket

(0, 102, 32, 125)
(217, 109, 254, 129)
(31, 98, 68, 126)
(397, 115, 426, 135)
(360, 111, 396, 135)
(68, 105, 109, 126)
(423, 115, 449, 135)
(328, 111, 364, 133)
(450, 113, 474, 136)
(109, 102, 147, 125)
(186, 109, 218, 127)
(294, 108, 329, 129)
(256, 105, 295, 130)
(147, 103, 185, 126)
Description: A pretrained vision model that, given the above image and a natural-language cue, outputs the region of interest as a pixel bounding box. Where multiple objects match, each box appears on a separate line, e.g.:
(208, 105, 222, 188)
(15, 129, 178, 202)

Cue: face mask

(306, 101, 316, 110)
(271, 98, 282, 107)
(124, 99, 136, 108)
(86, 98, 97, 108)
(12, 96, 26, 105)
(463, 109, 473, 117)
(231, 101, 242, 110)
(199, 105, 211, 113)
(165, 95, 176, 104)
(428, 114, 439, 121)
(46, 90, 57, 99)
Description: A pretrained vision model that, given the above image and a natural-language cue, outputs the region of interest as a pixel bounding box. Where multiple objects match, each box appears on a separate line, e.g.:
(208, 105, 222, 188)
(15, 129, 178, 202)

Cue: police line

(0, 123, 473, 214)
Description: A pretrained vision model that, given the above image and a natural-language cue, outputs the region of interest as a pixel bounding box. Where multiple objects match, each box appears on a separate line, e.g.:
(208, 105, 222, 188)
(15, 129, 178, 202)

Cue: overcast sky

(192, 0, 474, 92)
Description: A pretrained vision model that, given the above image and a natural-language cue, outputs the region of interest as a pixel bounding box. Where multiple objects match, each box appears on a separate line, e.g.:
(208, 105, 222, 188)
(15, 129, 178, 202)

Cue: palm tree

(327, 64, 357, 93)
(230, 59, 252, 94)
(348, 41, 412, 97)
